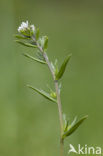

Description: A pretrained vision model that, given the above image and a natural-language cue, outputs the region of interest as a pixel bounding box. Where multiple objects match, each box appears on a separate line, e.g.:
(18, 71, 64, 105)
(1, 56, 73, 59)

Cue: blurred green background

(0, 0, 103, 155)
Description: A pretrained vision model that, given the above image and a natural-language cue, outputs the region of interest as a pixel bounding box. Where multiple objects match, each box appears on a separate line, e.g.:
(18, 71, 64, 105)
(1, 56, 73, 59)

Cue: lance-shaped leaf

(56, 54, 72, 80)
(15, 40, 37, 48)
(23, 53, 46, 64)
(62, 115, 88, 139)
(63, 114, 69, 132)
(14, 34, 30, 39)
(43, 36, 48, 51)
(67, 116, 77, 131)
(27, 85, 57, 103)
(35, 28, 40, 40)
(38, 36, 48, 51)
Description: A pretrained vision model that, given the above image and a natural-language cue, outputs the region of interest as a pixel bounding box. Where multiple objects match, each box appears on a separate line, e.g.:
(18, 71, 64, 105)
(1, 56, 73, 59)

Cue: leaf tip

(83, 115, 88, 119)
(26, 84, 31, 88)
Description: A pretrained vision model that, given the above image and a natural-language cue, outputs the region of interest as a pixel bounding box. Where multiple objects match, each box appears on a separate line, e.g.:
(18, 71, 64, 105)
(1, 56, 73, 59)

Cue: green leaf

(54, 59, 59, 75)
(38, 36, 48, 51)
(56, 54, 72, 80)
(63, 114, 69, 132)
(35, 28, 40, 40)
(67, 116, 77, 131)
(15, 40, 37, 48)
(14, 34, 30, 39)
(62, 115, 88, 139)
(27, 85, 57, 103)
(43, 36, 48, 51)
(23, 53, 46, 64)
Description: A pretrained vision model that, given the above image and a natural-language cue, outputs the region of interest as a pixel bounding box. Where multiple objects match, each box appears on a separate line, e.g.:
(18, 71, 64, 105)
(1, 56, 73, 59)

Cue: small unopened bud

(50, 92, 57, 98)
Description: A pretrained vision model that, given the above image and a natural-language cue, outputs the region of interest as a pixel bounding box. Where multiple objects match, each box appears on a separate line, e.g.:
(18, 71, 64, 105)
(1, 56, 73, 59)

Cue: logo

(68, 144, 102, 155)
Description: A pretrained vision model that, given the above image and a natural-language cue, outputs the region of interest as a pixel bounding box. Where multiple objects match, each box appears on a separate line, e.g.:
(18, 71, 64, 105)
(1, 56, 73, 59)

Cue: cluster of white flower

(18, 21, 35, 34)
(18, 21, 29, 32)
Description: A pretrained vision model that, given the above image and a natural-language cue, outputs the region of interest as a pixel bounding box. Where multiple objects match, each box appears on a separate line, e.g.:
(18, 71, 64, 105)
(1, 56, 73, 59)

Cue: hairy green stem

(35, 40, 64, 156)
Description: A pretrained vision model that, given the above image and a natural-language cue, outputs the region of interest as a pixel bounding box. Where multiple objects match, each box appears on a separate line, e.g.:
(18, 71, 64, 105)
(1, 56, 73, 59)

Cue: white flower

(18, 21, 35, 37)
(18, 21, 29, 32)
